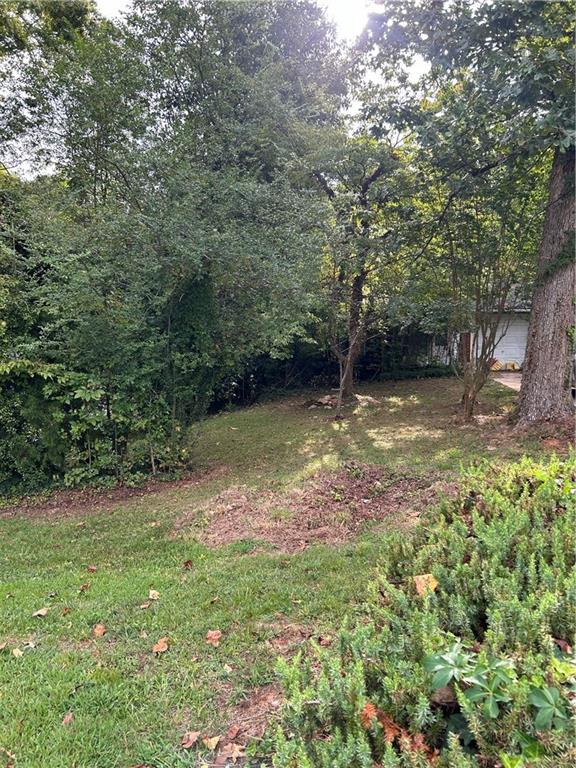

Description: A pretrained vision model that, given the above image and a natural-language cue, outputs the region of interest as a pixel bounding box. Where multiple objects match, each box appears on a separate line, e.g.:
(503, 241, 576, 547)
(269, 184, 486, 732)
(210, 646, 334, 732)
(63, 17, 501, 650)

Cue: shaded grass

(0, 378, 544, 767)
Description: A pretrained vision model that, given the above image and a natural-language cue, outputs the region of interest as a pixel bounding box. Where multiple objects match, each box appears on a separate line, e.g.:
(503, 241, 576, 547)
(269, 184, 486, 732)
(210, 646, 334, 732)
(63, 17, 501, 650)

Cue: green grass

(0, 379, 544, 767)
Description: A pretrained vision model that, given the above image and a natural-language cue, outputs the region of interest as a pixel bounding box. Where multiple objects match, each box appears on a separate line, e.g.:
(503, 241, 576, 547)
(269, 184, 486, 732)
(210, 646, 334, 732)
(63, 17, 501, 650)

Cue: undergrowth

(259, 454, 576, 768)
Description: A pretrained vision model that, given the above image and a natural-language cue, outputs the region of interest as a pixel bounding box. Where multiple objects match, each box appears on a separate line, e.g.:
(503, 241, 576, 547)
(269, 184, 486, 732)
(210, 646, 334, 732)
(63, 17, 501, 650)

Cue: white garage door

(492, 314, 530, 367)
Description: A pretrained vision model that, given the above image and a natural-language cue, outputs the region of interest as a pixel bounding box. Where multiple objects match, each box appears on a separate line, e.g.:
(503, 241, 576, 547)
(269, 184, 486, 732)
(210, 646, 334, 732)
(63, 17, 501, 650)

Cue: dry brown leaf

(223, 663, 233, 674)
(61, 711, 74, 726)
(92, 623, 107, 638)
(318, 635, 332, 647)
(209, 596, 219, 604)
(181, 730, 201, 749)
(79, 582, 91, 593)
(32, 607, 49, 617)
(139, 602, 151, 610)
(553, 637, 573, 654)
(215, 742, 245, 765)
(62, 607, 72, 616)
(0, 641, 7, 651)
(149, 589, 160, 601)
(413, 574, 438, 597)
(225, 724, 241, 741)
(202, 735, 220, 751)
(205, 629, 222, 647)
(183, 560, 193, 570)
(12, 648, 23, 658)
(152, 636, 169, 654)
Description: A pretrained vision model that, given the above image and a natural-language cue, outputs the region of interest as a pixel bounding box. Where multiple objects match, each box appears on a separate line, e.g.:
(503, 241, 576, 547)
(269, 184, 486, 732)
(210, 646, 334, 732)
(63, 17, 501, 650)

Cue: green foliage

(263, 456, 576, 767)
(0, 0, 341, 492)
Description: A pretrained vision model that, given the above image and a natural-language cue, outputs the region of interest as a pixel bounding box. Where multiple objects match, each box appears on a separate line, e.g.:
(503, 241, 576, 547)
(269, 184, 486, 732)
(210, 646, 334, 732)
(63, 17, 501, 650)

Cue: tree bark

(341, 270, 366, 398)
(517, 147, 575, 424)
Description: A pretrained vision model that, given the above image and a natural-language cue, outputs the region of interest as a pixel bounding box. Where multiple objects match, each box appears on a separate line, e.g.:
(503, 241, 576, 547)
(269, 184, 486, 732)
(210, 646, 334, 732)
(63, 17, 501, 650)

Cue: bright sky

(96, 0, 376, 42)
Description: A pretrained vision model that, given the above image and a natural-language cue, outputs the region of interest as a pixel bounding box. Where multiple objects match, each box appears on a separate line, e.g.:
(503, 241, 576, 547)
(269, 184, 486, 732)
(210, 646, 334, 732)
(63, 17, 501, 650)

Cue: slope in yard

(0, 379, 568, 768)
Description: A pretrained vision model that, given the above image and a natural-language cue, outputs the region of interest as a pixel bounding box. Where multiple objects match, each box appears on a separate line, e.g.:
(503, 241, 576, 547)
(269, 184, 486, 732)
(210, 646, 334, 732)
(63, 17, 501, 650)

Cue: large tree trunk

(516, 147, 575, 424)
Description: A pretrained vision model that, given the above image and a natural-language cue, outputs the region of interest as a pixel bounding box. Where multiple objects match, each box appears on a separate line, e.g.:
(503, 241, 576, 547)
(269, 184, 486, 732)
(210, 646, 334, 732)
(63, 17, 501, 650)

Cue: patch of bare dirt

(175, 463, 448, 553)
(480, 416, 574, 454)
(254, 615, 315, 657)
(225, 683, 283, 742)
(0, 465, 227, 521)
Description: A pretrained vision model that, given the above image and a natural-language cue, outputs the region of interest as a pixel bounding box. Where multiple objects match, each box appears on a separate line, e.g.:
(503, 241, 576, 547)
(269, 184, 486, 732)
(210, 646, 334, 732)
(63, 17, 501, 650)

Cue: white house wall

(473, 313, 530, 369)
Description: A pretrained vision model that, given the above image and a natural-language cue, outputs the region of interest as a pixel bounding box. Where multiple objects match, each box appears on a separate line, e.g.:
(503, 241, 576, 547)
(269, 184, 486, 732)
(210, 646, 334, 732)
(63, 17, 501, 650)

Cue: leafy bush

(261, 456, 576, 767)
(0, 361, 187, 494)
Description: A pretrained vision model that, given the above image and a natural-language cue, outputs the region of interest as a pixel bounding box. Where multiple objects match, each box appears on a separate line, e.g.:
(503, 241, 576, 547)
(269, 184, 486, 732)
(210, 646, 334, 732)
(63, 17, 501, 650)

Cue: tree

(0, 0, 342, 489)
(362, 0, 575, 422)
(309, 132, 412, 413)
(428, 158, 546, 421)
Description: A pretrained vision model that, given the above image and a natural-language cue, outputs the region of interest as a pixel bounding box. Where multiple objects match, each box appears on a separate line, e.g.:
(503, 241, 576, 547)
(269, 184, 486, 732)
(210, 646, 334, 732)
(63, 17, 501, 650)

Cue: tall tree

(309, 132, 412, 412)
(363, 0, 575, 422)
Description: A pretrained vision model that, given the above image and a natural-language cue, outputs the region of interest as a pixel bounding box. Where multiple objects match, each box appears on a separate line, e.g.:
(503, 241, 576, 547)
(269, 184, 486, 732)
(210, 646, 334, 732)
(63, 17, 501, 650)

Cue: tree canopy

(1, 0, 572, 492)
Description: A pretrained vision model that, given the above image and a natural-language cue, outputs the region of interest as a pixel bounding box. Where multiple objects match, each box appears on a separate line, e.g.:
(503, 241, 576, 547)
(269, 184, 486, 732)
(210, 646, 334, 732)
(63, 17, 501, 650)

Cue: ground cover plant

(0, 379, 567, 768)
(263, 454, 576, 768)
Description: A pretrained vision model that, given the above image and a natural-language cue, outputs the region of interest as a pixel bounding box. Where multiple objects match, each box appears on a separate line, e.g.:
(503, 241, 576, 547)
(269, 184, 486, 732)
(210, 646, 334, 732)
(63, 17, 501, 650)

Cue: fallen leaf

(183, 560, 193, 570)
(0, 642, 6, 651)
(139, 602, 151, 610)
(226, 724, 241, 741)
(413, 573, 438, 597)
(152, 636, 169, 654)
(318, 635, 332, 646)
(12, 648, 23, 658)
(149, 589, 160, 601)
(215, 742, 245, 765)
(223, 663, 233, 674)
(61, 711, 74, 726)
(87, 565, 98, 573)
(140, 630, 148, 639)
(23, 640, 35, 649)
(206, 629, 222, 647)
(92, 623, 107, 638)
(181, 730, 201, 749)
(553, 637, 573, 654)
(79, 582, 91, 593)
(32, 607, 49, 617)
(62, 607, 72, 616)
(210, 596, 219, 604)
(202, 735, 220, 751)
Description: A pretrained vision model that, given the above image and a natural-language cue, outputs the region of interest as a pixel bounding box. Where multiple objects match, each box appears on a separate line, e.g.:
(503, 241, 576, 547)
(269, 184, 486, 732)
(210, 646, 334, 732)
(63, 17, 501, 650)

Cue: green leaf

(534, 706, 554, 731)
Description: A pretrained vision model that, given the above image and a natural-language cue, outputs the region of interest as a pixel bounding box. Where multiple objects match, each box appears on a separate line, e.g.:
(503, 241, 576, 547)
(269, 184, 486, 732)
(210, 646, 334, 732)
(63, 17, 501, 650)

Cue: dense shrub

(261, 456, 576, 768)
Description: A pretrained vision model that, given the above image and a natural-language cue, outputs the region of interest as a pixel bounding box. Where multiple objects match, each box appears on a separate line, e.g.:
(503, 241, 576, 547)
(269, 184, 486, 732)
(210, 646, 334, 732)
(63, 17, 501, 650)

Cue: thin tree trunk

(517, 147, 575, 424)
(340, 269, 366, 401)
(341, 361, 355, 399)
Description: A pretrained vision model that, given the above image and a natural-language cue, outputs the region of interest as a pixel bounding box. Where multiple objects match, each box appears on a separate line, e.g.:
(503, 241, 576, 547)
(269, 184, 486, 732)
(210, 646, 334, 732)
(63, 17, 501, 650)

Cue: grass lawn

(0, 378, 554, 767)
